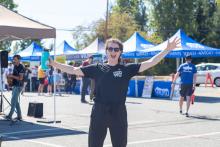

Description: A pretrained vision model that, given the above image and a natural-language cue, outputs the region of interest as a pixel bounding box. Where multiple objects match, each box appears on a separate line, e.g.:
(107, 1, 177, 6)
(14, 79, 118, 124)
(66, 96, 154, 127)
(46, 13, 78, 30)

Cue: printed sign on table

(142, 76, 154, 98)
(170, 78, 181, 101)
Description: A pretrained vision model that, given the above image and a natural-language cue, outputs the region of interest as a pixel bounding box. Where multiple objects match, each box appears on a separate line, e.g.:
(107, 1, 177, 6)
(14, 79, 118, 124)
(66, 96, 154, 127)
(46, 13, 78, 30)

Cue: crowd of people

(2, 61, 82, 96)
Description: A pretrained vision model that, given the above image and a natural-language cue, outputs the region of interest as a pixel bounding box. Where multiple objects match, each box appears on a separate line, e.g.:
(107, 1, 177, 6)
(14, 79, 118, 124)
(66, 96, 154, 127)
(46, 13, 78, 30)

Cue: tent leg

(135, 58, 138, 97)
(37, 38, 61, 124)
(176, 58, 180, 70)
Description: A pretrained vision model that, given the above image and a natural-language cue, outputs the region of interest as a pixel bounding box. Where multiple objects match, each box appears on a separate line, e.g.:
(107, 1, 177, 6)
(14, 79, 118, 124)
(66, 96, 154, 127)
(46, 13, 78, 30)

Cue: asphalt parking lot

(0, 86, 220, 147)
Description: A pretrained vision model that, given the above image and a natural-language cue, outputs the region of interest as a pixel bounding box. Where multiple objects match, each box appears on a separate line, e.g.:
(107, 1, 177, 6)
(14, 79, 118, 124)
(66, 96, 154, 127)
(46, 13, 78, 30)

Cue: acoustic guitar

(7, 76, 13, 87)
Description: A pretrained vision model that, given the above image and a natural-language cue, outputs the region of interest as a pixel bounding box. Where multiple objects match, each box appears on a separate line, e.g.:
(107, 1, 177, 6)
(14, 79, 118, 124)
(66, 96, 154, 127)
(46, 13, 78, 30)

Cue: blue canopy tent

(50, 40, 78, 56)
(122, 32, 155, 97)
(139, 29, 220, 58)
(9, 42, 44, 61)
(122, 32, 155, 58)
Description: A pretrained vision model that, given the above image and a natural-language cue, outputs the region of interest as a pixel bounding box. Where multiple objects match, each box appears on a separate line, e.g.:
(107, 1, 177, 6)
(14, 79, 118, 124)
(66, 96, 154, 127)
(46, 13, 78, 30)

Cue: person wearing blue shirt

(49, 37, 180, 147)
(172, 55, 197, 117)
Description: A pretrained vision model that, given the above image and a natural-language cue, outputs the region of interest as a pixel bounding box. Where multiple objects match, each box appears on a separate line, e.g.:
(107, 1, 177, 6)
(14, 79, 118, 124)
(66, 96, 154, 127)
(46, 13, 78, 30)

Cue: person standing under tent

(54, 69, 63, 96)
(31, 65, 38, 92)
(21, 64, 31, 95)
(49, 37, 180, 147)
(80, 55, 93, 103)
(37, 65, 45, 96)
(172, 55, 197, 117)
(47, 65, 54, 96)
(4, 55, 25, 121)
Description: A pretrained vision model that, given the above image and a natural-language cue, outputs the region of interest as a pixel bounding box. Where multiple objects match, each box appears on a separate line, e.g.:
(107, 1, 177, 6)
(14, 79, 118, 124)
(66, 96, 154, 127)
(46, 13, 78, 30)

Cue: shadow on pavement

(195, 96, 220, 103)
(0, 119, 87, 142)
(189, 115, 220, 121)
(148, 96, 220, 104)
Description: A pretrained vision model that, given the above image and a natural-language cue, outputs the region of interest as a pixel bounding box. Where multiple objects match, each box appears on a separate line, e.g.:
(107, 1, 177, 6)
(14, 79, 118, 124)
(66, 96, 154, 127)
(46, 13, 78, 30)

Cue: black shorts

(39, 78, 45, 84)
(180, 84, 193, 97)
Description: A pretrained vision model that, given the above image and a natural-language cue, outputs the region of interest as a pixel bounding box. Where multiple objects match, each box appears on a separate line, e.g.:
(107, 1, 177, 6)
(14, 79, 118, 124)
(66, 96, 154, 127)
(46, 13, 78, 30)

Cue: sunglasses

(107, 47, 121, 52)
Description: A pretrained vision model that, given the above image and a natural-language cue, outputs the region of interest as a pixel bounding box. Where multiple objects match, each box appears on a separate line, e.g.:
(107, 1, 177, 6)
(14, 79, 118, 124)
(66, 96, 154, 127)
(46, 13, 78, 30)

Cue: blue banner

(152, 81, 172, 98)
(127, 80, 144, 97)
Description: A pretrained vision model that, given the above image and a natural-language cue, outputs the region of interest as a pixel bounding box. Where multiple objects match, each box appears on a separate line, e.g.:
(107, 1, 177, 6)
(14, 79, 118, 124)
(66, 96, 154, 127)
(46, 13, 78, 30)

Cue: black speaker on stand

(0, 51, 9, 113)
(0, 51, 8, 68)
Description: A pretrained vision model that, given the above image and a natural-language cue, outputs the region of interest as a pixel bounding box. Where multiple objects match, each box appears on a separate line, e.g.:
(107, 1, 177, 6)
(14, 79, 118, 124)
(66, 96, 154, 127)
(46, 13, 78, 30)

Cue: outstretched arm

(49, 59, 84, 76)
(139, 37, 181, 72)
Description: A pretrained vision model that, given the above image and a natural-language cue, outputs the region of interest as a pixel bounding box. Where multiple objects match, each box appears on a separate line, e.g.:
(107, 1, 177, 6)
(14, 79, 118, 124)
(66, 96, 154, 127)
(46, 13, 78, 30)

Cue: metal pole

(176, 58, 180, 70)
(53, 38, 56, 123)
(0, 136, 2, 147)
(104, 0, 109, 41)
(0, 64, 3, 113)
(135, 58, 138, 97)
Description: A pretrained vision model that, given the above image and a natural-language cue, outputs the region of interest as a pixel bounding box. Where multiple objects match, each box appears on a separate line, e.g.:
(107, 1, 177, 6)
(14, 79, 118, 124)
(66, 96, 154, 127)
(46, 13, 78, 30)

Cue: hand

(48, 58, 54, 66)
(7, 74, 13, 78)
(193, 84, 196, 90)
(166, 37, 181, 51)
(171, 83, 175, 89)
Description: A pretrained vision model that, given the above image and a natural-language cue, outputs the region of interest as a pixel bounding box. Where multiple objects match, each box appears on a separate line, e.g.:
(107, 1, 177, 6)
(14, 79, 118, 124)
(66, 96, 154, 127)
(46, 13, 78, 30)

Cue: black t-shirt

(13, 64, 25, 87)
(80, 63, 141, 104)
(24, 69, 31, 82)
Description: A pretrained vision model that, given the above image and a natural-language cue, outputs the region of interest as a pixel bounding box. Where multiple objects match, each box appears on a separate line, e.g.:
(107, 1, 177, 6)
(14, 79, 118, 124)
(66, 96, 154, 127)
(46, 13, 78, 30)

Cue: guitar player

(4, 55, 25, 121)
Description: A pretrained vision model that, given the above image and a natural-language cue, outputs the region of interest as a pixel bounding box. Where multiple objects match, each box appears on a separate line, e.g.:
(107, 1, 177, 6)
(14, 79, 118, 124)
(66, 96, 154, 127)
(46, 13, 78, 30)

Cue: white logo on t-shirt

(183, 66, 192, 72)
(113, 69, 122, 78)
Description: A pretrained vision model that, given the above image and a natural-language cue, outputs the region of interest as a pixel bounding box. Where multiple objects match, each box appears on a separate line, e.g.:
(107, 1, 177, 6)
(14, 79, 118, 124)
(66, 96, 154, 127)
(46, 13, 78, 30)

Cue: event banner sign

(152, 81, 172, 98)
(142, 76, 154, 98)
(171, 84, 181, 101)
(170, 78, 181, 101)
(55, 56, 66, 64)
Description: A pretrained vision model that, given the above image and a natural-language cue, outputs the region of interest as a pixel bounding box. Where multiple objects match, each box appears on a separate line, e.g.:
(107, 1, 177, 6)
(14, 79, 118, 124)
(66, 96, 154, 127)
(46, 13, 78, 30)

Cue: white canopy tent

(77, 38, 105, 55)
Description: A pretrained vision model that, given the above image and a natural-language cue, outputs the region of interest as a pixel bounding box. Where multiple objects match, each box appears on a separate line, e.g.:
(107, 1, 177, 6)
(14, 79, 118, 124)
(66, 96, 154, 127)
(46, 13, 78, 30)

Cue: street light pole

(105, 0, 109, 41)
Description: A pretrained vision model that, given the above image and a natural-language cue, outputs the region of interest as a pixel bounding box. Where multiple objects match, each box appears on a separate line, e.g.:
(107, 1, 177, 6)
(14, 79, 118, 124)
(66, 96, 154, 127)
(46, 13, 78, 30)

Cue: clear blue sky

(14, 0, 115, 47)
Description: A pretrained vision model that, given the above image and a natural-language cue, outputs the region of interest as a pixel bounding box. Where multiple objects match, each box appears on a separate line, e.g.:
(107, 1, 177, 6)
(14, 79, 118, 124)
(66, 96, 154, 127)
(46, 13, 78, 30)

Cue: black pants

(89, 103, 127, 147)
(81, 78, 91, 101)
(31, 77, 38, 92)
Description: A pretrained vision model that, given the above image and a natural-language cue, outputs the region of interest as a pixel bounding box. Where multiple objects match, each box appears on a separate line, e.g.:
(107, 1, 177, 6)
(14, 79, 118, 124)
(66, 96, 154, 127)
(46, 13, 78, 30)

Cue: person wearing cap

(49, 37, 180, 147)
(172, 55, 197, 117)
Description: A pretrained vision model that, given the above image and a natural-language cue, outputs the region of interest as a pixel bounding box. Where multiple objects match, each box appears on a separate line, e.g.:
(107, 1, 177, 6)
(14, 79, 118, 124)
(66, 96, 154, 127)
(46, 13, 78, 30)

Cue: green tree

(148, 0, 220, 75)
(149, 0, 196, 40)
(72, 11, 140, 48)
(101, 12, 140, 41)
(72, 25, 97, 50)
(0, 0, 17, 10)
(17, 39, 42, 50)
(114, 0, 148, 31)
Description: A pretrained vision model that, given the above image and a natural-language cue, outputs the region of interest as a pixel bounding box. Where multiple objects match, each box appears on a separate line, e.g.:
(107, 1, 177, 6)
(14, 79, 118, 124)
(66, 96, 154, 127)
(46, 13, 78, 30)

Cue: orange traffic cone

(191, 94, 195, 104)
(205, 73, 214, 88)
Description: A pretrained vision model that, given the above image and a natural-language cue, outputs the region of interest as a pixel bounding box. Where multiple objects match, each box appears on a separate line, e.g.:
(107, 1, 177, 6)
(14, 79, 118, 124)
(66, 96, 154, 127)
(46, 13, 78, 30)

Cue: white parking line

(104, 131, 220, 146)
(1, 128, 63, 136)
(129, 120, 155, 125)
(1, 120, 155, 136)
(3, 136, 65, 147)
(0, 120, 154, 147)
